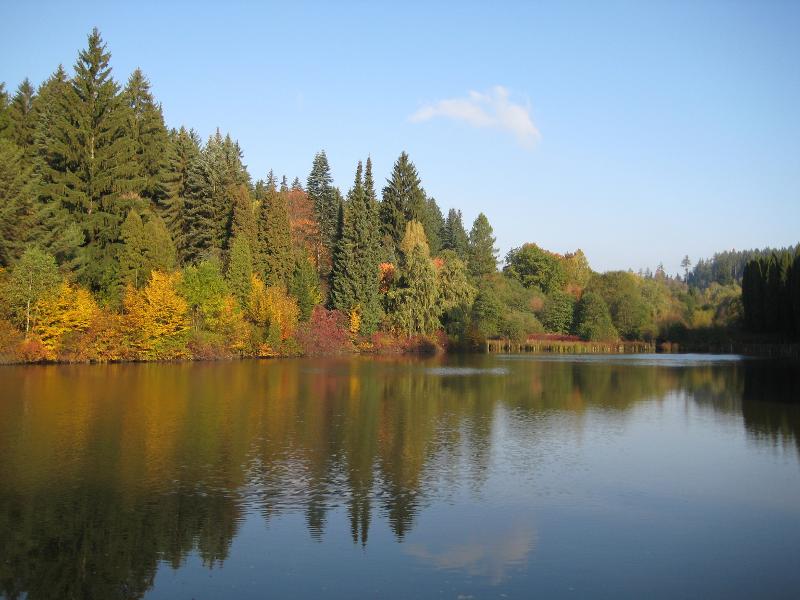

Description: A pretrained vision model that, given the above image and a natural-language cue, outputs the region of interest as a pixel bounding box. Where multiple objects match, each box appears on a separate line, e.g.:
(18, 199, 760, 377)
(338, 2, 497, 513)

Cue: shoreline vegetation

(1, 29, 799, 366)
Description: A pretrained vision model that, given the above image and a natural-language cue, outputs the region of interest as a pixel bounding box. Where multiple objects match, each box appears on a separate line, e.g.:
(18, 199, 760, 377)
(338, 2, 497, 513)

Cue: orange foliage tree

(247, 274, 300, 349)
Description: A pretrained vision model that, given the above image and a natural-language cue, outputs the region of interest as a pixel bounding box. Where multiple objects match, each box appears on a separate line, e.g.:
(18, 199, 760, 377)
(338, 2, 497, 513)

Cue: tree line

(742, 249, 800, 339)
(0, 29, 775, 362)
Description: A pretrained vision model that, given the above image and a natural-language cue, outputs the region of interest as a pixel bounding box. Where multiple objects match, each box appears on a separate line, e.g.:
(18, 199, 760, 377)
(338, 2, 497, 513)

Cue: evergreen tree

(442, 208, 469, 260)
(143, 214, 177, 274)
(280, 175, 289, 193)
(38, 29, 142, 296)
(226, 234, 253, 307)
(231, 184, 258, 253)
(422, 197, 445, 256)
(165, 126, 200, 250)
(467, 213, 498, 278)
(259, 176, 293, 287)
(330, 160, 383, 333)
(0, 83, 10, 139)
(290, 251, 321, 321)
(380, 152, 426, 254)
(180, 130, 248, 263)
(306, 151, 337, 261)
(119, 209, 148, 289)
(8, 78, 37, 157)
(291, 177, 303, 192)
(0, 139, 37, 265)
(123, 69, 171, 215)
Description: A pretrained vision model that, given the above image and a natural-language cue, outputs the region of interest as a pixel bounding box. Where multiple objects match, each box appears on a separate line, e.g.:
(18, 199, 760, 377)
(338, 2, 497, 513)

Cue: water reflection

(0, 355, 797, 599)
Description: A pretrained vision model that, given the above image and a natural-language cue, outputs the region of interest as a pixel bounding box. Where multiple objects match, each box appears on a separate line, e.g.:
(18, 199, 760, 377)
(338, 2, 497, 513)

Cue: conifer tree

(143, 214, 177, 274)
(280, 175, 289, 193)
(330, 160, 383, 333)
(227, 234, 253, 308)
(39, 29, 142, 295)
(291, 177, 303, 192)
(259, 176, 293, 287)
(0, 139, 37, 265)
(231, 184, 258, 253)
(306, 151, 338, 259)
(123, 69, 171, 214)
(290, 251, 321, 321)
(468, 213, 498, 278)
(422, 197, 445, 256)
(442, 208, 469, 260)
(8, 79, 37, 157)
(0, 83, 10, 139)
(119, 209, 148, 289)
(165, 126, 200, 250)
(381, 152, 426, 254)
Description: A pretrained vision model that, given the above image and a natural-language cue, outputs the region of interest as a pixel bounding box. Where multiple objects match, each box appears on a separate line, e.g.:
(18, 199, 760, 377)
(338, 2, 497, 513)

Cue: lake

(1, 354, 799, 599)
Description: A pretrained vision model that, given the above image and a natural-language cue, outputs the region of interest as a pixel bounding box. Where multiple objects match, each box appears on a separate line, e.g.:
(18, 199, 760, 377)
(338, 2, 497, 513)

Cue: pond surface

(1, 354, 799, 599)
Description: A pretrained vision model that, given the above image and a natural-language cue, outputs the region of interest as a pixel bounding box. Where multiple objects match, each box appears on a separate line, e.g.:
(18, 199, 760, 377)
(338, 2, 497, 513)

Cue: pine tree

(38, 29, 142, 296)
(0, 83, 10, 139)
(306, 151, 338, 261)
(290, 251, 321, 321)
(280, 175, 289, 193)
(380, 152, 426, 254)
(291, 177, 303, 192)
(442, 208, 469, 260)
(123, 69, 171, 214)
(231, 184, 258, 253)
(467, 213, 498, 278)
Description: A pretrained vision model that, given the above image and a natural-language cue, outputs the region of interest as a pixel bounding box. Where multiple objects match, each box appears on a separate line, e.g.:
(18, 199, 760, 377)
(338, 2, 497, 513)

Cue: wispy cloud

(409, 86, 540, 148)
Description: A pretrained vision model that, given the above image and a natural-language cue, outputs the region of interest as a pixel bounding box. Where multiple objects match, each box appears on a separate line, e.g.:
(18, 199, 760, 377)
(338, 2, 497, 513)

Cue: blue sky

(2, 1, 798, 274)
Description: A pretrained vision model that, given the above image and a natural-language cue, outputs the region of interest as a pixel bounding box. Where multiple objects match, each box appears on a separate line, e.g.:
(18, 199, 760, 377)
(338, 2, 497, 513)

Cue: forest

(0, 29, 794, 363)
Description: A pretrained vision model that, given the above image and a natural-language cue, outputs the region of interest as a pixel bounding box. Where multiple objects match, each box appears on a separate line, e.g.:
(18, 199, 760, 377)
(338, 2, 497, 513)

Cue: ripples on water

(0, 355, 798, 599)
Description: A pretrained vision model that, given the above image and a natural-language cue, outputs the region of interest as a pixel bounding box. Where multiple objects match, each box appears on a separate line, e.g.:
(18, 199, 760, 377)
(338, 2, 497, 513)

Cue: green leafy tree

(389, 221, 440, 335)
(541, 290, 575, 333)
(119, 209, 148, 289)
(574, 291, 618, 341)
(467, 213, 498, 278)
(6, 246, 61, 334)
(179, 258, 229, 331)
(143, 214, 177, 274)
(504, 243, 566, 293)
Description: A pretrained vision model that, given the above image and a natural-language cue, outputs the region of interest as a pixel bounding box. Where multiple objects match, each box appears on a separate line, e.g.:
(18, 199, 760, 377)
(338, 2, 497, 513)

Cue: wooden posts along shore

(485, 338, 655, 354)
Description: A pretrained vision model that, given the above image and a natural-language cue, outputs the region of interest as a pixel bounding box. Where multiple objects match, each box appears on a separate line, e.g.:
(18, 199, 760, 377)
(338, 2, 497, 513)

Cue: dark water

(1, 354, 799, 599)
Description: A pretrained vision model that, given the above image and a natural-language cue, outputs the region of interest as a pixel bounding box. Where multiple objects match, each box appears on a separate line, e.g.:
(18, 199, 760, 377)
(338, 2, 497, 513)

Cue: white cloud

(409, 86, 540, 147)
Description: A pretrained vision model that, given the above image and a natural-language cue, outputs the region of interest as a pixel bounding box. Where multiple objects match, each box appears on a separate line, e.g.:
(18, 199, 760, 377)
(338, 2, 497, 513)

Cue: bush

(295, 307, 351, 356)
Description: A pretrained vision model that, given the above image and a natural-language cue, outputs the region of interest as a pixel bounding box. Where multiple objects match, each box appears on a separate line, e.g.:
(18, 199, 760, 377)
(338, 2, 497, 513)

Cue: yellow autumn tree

(247, 274, 299, 351)
(33, 282, 98, 359)
(123, 271, 190, 360)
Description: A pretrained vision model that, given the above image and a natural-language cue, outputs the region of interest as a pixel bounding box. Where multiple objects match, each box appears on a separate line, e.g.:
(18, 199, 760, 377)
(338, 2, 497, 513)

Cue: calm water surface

(1, 354, 799, 599)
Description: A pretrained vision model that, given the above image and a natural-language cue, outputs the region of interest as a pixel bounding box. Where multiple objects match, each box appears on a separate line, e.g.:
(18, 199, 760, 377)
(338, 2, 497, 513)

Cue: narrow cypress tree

(467, 213, 498, 278)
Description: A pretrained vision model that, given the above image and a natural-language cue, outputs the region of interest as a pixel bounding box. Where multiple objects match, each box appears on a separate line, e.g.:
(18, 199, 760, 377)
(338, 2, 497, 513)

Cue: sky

(1, 0, 798, 275)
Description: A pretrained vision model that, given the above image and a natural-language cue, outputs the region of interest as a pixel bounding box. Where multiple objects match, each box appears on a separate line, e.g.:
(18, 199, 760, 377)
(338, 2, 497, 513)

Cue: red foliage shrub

(295, 307, 352, 356)
(16, 336, 49, 363)
(526, 333, 581, 342)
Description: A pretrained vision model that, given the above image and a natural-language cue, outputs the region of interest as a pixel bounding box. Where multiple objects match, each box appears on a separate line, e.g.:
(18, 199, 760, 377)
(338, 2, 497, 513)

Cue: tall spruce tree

(165, 126, 200, 252)
(330, 160, 383, 333)
(422, 197, 445, 256)
(442, 208, 469, 260)
(226, 233, 253, 307)
(468, 213, 498, 278)
(380, 152, 426, 254)
(259, 175, 293, 287)
(8, 79, 37, 158)
(123, 69, 171, 215)
(306, 151, 337, 261)
(39, 29, 142, 296)
(0, 139, 37, 265)
(0, 83, 10, 139)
